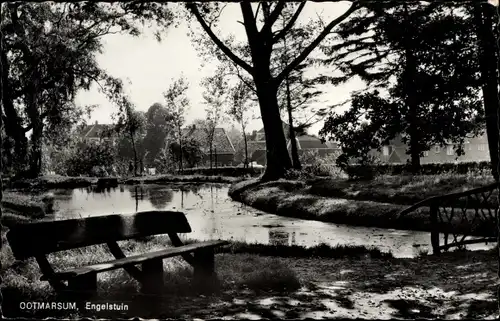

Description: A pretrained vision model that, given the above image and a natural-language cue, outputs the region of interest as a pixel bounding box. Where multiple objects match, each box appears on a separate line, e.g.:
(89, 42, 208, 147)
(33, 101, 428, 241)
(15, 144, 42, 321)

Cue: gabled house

(289, 134, 340, 159)
(182, 127, 236, 166)
(77, 121, 115, 144)
(376, 132, 491, 164)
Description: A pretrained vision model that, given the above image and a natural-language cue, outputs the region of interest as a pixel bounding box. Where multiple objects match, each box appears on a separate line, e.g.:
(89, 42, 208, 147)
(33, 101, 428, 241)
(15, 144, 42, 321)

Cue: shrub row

(347, 161, 492, 177)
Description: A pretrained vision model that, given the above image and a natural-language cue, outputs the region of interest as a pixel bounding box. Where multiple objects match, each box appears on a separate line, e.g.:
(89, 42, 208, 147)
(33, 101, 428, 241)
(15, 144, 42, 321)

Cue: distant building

(375, 132, 490, 164)
(249, 124, 340, 166)
(182, 127, 236, 167)
(77, 121, 115, 144)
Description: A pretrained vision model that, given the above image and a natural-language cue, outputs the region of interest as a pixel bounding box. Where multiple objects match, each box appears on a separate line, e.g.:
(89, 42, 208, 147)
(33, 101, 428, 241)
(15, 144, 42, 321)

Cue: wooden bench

(6, 211, 229, 295)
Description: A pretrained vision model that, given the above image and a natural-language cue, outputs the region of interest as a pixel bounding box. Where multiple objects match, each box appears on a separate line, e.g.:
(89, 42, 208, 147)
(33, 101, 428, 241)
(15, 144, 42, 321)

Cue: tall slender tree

(201, 71, 228, 170)
(163, 76, 190, 173)
(115, 105, 146, 176)
(229, 82, 254, 168)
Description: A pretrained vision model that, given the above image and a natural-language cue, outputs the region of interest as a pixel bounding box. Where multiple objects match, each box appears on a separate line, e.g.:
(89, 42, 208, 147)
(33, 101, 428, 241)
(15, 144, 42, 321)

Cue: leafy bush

(180, 166, 263, 177)
(298, 150, 345, 177)
(344, 164, 376, 180)
(64, 141, 116, 176)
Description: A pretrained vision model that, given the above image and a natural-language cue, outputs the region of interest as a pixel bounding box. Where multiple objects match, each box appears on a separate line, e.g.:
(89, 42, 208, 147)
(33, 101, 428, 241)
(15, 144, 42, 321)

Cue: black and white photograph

(0, 0, 499, 319)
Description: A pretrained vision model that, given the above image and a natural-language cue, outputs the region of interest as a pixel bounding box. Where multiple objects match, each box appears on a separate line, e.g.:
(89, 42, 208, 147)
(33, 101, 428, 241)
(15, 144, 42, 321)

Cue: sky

(74, 2, 366, 136)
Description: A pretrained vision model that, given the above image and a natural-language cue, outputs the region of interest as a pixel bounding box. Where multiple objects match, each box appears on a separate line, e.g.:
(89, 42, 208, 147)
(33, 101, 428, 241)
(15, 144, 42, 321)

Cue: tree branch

(260, 1, 286, 35)
(240, 2, 261, 48)
(254, 2, 262, 21)
(272, 2, 306, 44)
(275, 2, 360, 86)
(186, 3, 253, 75)
(234, 64, 257, 93)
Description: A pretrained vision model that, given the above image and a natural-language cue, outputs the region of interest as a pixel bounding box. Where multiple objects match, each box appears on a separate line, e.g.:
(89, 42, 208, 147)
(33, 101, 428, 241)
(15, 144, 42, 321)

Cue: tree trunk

(472, 2, 500, 303)
(130, 132, 138, 177)
(0, 56, 4, 316)
(286, 76, 301, 170)
(209, 141, 213, 170)
(242, 126, 249, 168)
(1, 49, 28, 173)
(254, 79, 292, 180)
(403, 42, 420, 173)
(244, 18, 292, 181)
(472, 3, 499, 181)
(26, 78, 43, 178)
(29, 121, 43, 178)
(178, 127, 184, 174)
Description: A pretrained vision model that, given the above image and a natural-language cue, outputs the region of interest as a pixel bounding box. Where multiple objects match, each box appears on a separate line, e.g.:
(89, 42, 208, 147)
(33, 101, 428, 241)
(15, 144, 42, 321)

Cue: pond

(47, 183, 494, 258)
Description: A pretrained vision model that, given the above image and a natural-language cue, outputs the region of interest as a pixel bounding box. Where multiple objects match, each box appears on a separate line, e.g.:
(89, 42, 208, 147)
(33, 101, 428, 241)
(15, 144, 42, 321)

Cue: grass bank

(1, 192, 55, 218)
(229, 176, 496, 236)
(1, 229, 495, 319)
(11, 175, 97, 189)
(305, 174, 496, 206)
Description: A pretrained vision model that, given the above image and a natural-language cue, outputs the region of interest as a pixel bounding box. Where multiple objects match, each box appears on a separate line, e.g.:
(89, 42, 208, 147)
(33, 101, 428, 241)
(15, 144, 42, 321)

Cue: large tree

(0, 2, 172, 177)
(186, 2, 360, 180)
(317, 3, 483, 172)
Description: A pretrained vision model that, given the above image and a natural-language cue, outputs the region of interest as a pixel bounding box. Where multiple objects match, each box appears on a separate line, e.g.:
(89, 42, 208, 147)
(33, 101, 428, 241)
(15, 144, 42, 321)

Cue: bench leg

(141, 259, 164, 295)
(68, 273, 97, 292)
(193, 248, 218, 291)
(65, 273, 97, 300)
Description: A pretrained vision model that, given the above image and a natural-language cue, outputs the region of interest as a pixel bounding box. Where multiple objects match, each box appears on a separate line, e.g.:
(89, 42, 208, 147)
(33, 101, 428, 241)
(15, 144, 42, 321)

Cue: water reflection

(148, 188, 174, 210)
(268, 229, 298, 247)
(128, 186, 145, 200)
(88, 186, 115, 195)
(178, 184, 203, 195)
(47, 183, 495, 258)
(268, 229, 289, 246)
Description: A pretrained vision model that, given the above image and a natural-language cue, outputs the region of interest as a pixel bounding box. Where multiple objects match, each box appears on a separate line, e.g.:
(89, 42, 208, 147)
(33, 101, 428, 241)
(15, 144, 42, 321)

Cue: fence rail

(399, 182, 499, 254)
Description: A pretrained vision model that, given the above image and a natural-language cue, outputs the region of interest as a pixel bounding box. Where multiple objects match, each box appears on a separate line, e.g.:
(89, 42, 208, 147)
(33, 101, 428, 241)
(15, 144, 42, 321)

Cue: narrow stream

(47, 183, 494, 258)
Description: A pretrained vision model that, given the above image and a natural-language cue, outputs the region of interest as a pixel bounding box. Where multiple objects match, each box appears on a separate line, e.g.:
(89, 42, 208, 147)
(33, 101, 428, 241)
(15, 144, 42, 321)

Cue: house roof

(78, 123, 114, 139)
(248, 141, 267, 150)
(325, 141, 339, 149)
(258, 122, 290, 133)
(295, 134, 330, 149)
(256, 122, 291, 140)
(250, 135, 335, 151)
(182, 127, 235, 154)
(388, 150, 403, 163)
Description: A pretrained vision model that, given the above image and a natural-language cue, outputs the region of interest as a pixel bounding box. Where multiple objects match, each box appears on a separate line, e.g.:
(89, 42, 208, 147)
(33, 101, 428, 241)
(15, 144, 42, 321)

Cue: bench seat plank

(41, 240, 229, 281)
(7, 211, 192, 260)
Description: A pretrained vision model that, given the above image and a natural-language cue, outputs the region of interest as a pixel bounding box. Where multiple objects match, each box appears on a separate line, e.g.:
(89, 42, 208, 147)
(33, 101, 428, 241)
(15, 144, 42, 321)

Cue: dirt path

(171, 251, 498, 320)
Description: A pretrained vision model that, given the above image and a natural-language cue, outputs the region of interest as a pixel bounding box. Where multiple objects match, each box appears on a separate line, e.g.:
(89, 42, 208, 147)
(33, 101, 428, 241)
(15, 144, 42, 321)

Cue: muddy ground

(79, 250, 497, 320)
